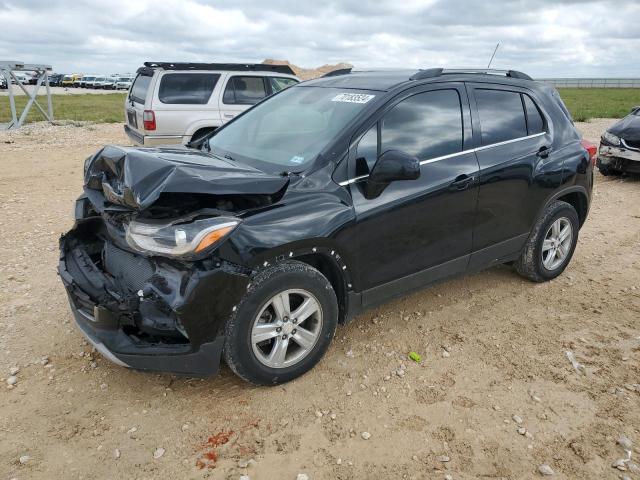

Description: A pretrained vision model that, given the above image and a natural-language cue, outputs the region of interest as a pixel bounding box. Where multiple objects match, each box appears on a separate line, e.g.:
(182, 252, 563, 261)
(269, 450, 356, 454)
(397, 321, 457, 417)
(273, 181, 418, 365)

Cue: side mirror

(365, 150, 420, 198)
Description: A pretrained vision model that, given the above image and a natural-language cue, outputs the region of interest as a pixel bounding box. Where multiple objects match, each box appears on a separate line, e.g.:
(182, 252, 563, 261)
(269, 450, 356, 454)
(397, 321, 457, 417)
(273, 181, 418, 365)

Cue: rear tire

(515, 200, 579, 282)
(223, 261, 338, 385)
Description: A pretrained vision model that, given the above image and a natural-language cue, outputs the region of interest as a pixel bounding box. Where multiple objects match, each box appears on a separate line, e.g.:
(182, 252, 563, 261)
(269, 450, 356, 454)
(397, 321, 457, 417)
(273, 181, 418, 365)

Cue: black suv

(59, 68, 595, 385)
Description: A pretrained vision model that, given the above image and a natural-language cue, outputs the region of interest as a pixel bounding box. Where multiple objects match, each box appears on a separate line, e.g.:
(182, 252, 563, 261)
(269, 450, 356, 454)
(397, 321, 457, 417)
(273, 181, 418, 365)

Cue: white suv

(124, 62, 299, 146)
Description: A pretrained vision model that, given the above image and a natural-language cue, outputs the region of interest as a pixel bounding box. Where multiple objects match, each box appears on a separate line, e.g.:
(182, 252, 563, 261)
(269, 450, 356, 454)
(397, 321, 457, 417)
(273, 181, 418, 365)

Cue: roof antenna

(487, 42, 500, 68)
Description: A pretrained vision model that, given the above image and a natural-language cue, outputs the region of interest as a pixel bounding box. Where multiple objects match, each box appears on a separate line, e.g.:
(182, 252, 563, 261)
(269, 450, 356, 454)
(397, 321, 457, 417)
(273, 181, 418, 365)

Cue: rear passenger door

(347, 84, 479, 299)
(219, 75, 269, 123)
(467, 84, 561, 266)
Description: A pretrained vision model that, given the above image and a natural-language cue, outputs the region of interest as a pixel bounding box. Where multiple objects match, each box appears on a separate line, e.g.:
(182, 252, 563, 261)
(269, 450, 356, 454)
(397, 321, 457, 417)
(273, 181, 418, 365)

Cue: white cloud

(0, 0, 638, 77)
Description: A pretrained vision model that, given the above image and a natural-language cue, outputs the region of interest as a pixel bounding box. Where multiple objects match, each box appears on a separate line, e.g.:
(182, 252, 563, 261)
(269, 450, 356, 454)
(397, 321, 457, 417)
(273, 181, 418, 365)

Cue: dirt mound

(262, 59, 352, 80)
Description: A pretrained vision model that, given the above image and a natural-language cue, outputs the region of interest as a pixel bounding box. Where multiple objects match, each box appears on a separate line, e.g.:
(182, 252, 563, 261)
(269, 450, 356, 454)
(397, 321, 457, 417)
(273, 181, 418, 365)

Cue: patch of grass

(1, 88, 640, 125)
(0, 93, 127, 125)
(557, 88, 640, 122)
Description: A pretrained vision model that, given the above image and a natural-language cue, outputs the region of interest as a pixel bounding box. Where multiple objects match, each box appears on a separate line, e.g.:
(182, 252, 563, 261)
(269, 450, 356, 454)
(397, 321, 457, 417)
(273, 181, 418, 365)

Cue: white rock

(330, 413, 337, 420)
(296, 474, 309, 480)
(9, 367, 19, 375)
(436, 455, 450, 462)
(345, 350, 354, 358)
(6, 376, 17, 386)
(114, 449, 121, 459)
(361, 431, 371, 440)
(19, 455, 30, 464)
(153, 447, 165, 459)
(538, 464, 554, 475)
(314, 410, 323, 418)
(444, 475, 453, 480)
(517, 427, 527, 435)
(336, 458, 342, 465)
(238, 458, 256, 468)
(442, 350, 450, 358)
(612, 459, 628, 471)
(617, 435, 633, 451)
(181, 423, 190, 431)
(240, 476, 250, 480)
(512, 415, 523, 424)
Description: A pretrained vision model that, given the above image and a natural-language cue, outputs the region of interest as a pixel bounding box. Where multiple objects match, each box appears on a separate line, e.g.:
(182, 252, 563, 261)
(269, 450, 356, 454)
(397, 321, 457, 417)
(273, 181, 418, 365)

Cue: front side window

(270, 77, 298, 93)
(223, 76, 267, 105)
(475, 89, 527, 145)
(158, 73, 219, 104)
(381, 89, 463, 160)
(209, 86, 376, 173)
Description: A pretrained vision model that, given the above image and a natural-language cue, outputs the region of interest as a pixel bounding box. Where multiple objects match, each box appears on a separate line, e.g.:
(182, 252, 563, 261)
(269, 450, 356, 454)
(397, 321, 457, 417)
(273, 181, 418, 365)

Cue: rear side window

(270, 77, 298, 93)
(223, 76, 267, 105)
(158, 73, 219, 104)
(523, 95, 544, 134)
(475, 89, 527, 145)
(130, 74, 152, 104)
(381, 89, 463, 161)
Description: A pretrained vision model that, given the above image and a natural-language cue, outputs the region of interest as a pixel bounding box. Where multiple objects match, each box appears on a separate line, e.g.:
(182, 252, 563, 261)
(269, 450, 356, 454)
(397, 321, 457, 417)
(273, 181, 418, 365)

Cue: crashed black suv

(59, 68, 595, 385)
(597, 106, 640, 176)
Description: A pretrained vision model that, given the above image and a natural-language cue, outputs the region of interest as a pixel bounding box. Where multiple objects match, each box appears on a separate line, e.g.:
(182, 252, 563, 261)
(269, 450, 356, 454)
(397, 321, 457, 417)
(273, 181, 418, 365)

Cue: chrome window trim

(338, 132, 546, 186)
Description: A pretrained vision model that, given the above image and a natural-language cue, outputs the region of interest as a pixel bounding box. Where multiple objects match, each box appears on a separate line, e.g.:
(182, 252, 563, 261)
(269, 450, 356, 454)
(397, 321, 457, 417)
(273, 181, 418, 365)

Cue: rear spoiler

(137, 62, 296, 76)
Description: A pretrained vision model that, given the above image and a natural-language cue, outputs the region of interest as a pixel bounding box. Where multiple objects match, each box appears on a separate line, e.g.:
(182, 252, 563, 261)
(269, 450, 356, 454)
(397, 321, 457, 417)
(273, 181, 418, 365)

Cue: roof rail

(410, 68, 533, 81)
(409, 68, 444, 80)
(141, 62, 296, 75)
(322, 67, 353, 78)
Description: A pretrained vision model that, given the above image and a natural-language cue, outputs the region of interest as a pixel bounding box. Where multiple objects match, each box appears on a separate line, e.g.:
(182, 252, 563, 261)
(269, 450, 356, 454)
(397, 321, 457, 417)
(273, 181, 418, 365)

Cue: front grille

(103, 242, 154, 292)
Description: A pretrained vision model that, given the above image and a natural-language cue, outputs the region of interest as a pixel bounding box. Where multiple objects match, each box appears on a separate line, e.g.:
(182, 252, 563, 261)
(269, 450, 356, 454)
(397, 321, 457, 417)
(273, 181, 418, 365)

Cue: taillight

(581, 139, 597, 165)
(143, 110, 156, 131)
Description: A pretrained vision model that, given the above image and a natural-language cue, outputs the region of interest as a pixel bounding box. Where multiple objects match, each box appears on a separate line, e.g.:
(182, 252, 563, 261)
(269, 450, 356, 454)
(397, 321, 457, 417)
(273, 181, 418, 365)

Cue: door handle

(537, 146, 553, 159)
(450, 174, 474, 191)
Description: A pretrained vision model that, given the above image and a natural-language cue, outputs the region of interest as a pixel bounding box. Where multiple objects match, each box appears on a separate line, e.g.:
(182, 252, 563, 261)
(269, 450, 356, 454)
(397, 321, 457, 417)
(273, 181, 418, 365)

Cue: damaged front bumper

(58, 214, 250, 376)
(597, 142, 640, 174)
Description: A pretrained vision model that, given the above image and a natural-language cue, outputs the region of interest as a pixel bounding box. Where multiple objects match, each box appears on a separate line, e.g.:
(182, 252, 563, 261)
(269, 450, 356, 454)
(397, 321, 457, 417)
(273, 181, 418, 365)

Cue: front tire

(223, 261, 338, 385)
(516, 200, 579, 282)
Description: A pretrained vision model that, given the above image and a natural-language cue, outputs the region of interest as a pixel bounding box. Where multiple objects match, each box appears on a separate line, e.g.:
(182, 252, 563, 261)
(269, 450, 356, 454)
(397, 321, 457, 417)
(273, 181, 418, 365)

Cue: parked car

(48, 73, 65, 87)
(12, 73, 30, 85)
(0, 76, 7, 89)
(91, 76, 111, 89)
(597, 106, 640, 175)
(114, 76, 134, 90)
(78, 75, 97, 88)
(101, 77, 118, 90)
(63, 74, 82, 87)
(124, 62, 299, 146)
(59, 67, 595, 384)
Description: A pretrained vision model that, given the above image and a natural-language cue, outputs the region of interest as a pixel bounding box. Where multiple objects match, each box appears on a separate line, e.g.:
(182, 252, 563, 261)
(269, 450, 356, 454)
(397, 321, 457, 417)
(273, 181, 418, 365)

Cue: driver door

(347, 85, 479, 304)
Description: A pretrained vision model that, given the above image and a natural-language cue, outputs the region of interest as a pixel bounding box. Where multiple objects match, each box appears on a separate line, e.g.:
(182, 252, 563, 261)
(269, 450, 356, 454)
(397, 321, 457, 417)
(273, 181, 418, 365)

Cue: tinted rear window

(475, 89, 527, 145)
(130, 74, 152, 104)
(158, 73, 220, 104)
(381, 89, 463, 161)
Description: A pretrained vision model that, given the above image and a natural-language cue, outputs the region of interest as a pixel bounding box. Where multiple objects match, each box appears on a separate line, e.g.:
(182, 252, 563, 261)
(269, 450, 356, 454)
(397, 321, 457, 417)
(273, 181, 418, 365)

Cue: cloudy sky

(1, 0, 639, 78)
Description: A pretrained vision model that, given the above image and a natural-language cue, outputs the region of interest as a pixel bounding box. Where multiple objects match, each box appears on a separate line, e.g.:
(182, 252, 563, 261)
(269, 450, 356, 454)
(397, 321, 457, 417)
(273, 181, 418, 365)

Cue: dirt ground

(0, 119, 638, 480)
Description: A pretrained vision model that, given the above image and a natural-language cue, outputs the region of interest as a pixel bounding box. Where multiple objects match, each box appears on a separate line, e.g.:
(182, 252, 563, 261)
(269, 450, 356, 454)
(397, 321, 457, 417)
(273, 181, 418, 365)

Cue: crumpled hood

(84, 145, 289, 211)
(608, 113, 640, 143)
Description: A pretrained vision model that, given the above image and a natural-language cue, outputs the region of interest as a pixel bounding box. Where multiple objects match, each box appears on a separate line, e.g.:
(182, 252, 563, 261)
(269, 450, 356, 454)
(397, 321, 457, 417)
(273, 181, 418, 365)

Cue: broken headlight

(602, 131, 621, 146)
(126, 216, 240, 258)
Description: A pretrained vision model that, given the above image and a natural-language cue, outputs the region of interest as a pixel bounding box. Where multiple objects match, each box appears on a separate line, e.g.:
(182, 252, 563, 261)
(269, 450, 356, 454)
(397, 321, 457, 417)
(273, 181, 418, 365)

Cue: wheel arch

(538, 186, 590, 228)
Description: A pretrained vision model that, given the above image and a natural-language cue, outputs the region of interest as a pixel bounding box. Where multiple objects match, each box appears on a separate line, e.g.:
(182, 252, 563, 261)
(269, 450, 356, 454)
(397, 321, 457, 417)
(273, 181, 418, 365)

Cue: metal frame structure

(0, 61, 53, 129)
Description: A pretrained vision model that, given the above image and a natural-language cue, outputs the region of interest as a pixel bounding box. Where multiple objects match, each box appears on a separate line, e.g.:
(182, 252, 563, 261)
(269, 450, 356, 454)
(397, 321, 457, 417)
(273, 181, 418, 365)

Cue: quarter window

(130, 74, 152, 104)
(158, 73, 219, 104)
(381, 89, 463, 161)
(475, 89, 527, 145)
(223, 76, 267, 105)
(523, 94, 544, 134)
(355, 125, 378, 174)
(269, 77, 298, 93)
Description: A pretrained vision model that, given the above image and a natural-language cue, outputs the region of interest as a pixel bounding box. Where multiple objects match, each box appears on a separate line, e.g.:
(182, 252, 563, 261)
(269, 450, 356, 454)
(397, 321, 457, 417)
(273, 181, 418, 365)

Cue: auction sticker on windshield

(331, 93, 375, 104)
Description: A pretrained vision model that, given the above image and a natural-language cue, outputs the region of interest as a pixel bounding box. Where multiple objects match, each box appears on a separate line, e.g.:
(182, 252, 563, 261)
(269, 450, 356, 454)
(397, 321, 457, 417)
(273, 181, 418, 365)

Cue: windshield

(208, 86, 377, 172)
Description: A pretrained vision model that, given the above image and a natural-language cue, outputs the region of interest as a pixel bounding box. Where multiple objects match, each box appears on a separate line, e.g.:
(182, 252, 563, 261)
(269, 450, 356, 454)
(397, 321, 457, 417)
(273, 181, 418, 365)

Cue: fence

(537, 78, 640, 88)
